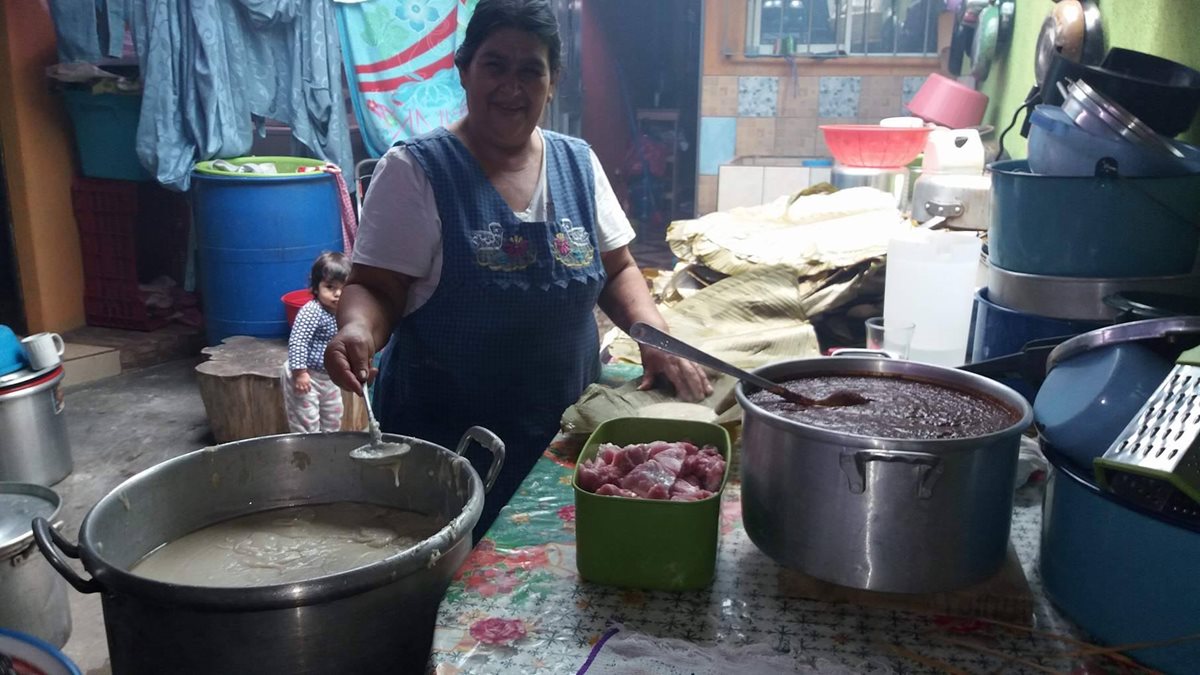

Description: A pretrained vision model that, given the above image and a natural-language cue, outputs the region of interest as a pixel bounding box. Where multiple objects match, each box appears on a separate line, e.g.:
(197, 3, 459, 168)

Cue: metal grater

(1094, 344, 1200, 514)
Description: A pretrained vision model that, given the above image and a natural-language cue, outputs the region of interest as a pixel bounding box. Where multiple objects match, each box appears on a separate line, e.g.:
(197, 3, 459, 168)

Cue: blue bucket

(191, 158, 341, 344)
(968, 289, 1106, 401)
(970, 289, 1105, 362)
(988, 160, 1200, 278)
(1041, 442, 1200, 673)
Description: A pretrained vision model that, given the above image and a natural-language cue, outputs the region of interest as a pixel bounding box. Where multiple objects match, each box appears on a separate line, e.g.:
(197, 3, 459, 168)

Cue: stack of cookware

(972, 47, 1200, 402)
(1034, 318, 1200, 674)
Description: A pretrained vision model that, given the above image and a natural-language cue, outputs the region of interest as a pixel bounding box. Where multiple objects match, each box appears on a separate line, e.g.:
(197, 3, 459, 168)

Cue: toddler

(283, 251, 350, 432)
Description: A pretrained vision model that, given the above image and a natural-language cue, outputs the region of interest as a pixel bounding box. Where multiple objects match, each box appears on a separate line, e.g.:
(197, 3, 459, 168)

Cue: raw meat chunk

(579, 440, 726, 501)
(596, 484, 640, 498)
(649, 447, 687, 475)
(619, 461, 676, 499)
(577, 461, 624, 493)
(669, 480, 713, 501)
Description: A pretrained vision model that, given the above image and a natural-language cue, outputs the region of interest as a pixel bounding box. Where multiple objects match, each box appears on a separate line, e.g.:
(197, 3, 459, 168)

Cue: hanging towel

(319, 163, 359, 255)
(335, 0, 476, 158)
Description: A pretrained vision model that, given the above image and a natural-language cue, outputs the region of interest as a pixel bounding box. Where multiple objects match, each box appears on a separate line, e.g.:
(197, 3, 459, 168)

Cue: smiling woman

(326, 0, 714, 541)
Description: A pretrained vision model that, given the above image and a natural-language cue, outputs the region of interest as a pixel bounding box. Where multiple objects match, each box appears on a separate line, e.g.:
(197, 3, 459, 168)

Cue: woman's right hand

(324, 322, 377, 396)
(325, 265, 414, 396)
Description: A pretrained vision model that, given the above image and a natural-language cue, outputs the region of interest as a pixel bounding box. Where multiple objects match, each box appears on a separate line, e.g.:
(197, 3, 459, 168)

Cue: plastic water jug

(922, 128, 985, 175)
(884, 230, 981, 367)
(0, 325, 26, 377)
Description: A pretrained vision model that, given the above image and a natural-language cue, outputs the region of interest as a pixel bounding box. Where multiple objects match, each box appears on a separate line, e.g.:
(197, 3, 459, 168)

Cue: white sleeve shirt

(352, 129, 635, 315)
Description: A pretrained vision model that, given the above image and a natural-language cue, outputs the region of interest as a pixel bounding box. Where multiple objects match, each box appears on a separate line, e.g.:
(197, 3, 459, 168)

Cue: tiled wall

(696, 74, 928, 215)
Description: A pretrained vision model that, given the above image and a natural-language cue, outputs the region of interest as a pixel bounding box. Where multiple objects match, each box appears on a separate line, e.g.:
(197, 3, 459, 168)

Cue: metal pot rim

(0, 482, 61, 560)
(988, 158, 1200, 182)
(1045, 316, 1200, 371)
(1042, 437, 1200, 534)
(76, 432, 483, 611)
(734, 357, 1033, 449)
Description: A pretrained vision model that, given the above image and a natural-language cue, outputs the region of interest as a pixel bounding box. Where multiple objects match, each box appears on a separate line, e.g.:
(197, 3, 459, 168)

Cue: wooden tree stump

(195, 336, 366, 443)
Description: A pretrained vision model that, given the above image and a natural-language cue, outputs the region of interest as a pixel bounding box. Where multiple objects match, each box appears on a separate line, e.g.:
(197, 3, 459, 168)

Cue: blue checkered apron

(376, 128, 606, 541)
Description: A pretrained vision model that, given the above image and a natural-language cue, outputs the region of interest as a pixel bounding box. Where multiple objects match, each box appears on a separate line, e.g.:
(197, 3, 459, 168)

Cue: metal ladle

(349, 381, 413, 465)
(629, 322, 869, 408)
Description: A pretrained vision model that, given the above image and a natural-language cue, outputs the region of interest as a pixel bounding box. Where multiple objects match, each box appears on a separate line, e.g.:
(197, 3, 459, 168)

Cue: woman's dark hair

(310, 251, 351, 295)
(455, 0, 562, 75)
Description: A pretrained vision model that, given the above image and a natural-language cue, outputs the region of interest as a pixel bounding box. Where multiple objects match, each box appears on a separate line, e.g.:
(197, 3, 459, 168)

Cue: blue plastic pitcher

(0, 325, 27, 377)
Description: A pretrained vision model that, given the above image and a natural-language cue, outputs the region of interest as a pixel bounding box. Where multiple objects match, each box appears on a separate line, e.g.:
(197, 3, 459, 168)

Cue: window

(745, 0, 941, 57)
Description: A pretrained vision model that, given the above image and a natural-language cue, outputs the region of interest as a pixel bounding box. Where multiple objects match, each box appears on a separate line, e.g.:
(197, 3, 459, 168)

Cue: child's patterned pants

(281, 367, 343, 432)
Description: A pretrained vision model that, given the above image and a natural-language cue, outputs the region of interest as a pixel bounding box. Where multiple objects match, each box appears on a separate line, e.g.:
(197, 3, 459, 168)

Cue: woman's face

(459, 27, 556, 149)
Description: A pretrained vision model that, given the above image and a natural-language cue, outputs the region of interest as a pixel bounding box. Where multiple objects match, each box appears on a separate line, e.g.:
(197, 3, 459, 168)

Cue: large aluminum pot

(32, 429, 504, 675)
(735, 357, 1033, 593)
(0, 482, 70, 647)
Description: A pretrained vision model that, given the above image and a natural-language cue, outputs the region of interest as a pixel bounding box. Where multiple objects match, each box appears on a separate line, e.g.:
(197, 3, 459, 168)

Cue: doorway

(580, 0, 702, 269)
(0, 146, 25, 332)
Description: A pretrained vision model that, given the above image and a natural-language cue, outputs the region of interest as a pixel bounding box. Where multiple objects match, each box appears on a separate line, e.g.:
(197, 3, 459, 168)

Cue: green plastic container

(573, 417, 732, 591)
(193, 156, 327, 176)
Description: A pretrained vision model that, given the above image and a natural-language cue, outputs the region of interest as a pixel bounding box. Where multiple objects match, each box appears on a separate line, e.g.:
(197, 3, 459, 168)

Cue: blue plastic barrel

(191, 157, 341, 344)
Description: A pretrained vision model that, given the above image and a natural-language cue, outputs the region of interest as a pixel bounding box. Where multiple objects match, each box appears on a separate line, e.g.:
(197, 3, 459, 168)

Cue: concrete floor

(55, 358, 212, 675)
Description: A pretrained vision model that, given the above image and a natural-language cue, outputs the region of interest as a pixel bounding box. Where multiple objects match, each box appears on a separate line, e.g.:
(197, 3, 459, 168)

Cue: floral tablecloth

(430, 439, 1118, 675)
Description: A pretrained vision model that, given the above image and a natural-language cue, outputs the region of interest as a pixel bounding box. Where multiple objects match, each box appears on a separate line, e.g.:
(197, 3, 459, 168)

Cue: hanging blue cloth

(123, 0, 353, 191)
(48, 0, 103, 62)
(335, 0, 475, 158)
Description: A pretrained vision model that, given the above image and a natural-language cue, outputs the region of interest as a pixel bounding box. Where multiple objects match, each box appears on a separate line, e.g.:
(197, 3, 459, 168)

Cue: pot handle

(31, 517, 102, 594)
(829, 348, 895, 359)
(839, 449, 945, 499)
(456, 426, 506, 494)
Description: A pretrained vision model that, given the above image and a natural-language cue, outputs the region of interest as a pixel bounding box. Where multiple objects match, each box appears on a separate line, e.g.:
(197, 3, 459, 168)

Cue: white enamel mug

(21, 332, 65, 370)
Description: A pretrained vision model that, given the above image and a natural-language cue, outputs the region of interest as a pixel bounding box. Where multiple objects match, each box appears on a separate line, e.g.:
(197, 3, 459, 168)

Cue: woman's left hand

(638, 345, 713, 402)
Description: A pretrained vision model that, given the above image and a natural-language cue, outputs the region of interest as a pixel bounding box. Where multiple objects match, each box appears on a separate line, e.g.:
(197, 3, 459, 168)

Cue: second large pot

(736, 357, 1033, 593)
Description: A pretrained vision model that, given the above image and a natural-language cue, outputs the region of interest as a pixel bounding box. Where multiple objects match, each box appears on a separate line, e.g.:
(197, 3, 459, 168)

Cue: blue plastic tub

(0, 627, 81, 675)
(988, 160, 1200, 278)
(60, 89, 151, 182)
(1027, 105, 1200, 178)
(191, 158, 341, 344)
(1040, 441, 1200, 674)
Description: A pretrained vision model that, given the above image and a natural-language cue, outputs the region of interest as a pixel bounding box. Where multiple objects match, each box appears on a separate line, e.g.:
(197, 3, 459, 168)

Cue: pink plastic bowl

(907, 73, 989, 129)
(819, 125, 933, 168)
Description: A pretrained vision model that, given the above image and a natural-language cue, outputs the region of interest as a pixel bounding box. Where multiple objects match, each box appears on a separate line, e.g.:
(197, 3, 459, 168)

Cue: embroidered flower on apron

(551, 218, 595, 268)
(470, 222, 537, 271)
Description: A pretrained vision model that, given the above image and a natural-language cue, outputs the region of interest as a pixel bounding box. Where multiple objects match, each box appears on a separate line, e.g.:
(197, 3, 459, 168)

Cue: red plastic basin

(281, 289, 311, 327)
(820, 125, 933, 168)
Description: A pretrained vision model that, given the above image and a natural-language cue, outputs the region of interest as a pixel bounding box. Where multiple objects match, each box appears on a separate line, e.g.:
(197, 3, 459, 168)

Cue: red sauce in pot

(747, 374, 1019, 440)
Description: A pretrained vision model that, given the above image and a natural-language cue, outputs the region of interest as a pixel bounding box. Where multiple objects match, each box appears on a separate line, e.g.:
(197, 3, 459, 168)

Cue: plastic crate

(83, 291, 167, 331)
(60, 88, 152, 182)
(71, 178, 175, 331)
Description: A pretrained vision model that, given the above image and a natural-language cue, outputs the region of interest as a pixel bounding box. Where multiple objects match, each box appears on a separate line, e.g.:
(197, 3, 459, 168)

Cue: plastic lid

(0, 483, 60, 559)
(193, 156, 329, 177)
(802, 158, 834, 167)
(0, 365, 63, 394)
(1029, 105, 1077, 137)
